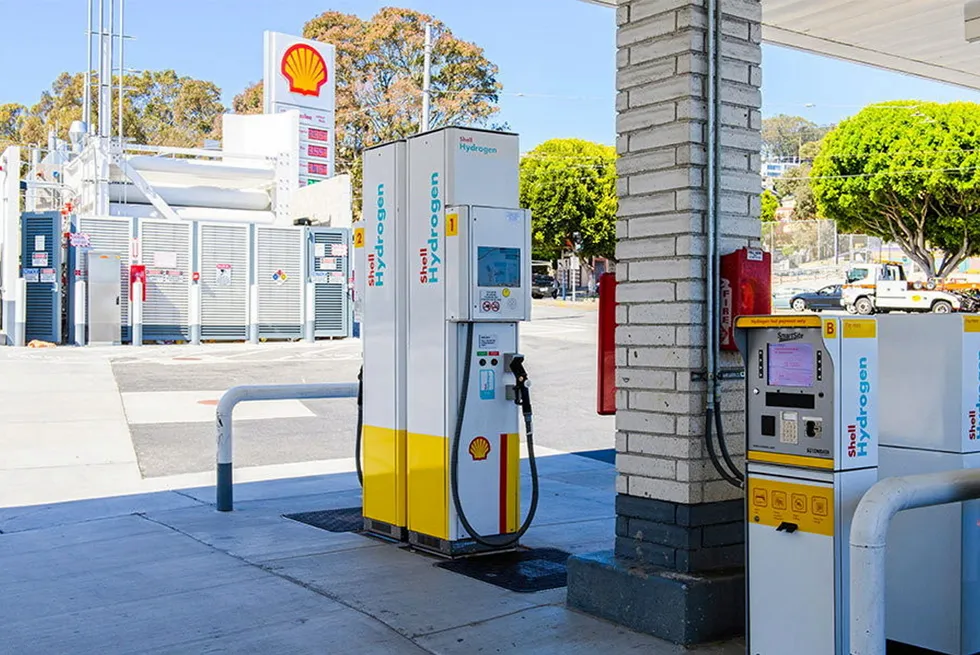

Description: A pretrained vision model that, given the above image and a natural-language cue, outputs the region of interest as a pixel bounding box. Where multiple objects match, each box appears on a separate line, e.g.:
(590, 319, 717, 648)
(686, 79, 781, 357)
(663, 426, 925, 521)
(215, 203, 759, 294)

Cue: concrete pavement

(0, 302, 746, 652)
(0, 457, 742, 654)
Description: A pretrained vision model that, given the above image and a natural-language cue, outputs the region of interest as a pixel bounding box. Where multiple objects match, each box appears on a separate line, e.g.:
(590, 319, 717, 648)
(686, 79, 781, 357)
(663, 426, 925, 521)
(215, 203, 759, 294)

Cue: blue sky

(3, 0, 980, 149)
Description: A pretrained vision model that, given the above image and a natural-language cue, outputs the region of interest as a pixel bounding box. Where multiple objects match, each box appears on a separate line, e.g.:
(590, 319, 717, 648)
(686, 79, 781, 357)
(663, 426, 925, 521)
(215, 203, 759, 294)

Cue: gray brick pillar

(566, 0, 762, 645)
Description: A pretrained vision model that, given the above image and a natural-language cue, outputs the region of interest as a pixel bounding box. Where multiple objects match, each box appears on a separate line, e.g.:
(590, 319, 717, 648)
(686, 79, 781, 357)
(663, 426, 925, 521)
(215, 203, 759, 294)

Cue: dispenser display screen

(477, 246, 521, 288)
(767, 343, 814, 388)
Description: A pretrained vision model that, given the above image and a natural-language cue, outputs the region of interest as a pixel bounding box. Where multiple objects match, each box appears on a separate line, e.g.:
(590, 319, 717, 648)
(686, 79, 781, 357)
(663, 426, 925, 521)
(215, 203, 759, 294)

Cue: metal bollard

(216, 382, 358, 511)
(248, 283, 259, 344)
(14, 277, 26, 347)
(132, 281, 143, 347)
(74, 279, 87, 346)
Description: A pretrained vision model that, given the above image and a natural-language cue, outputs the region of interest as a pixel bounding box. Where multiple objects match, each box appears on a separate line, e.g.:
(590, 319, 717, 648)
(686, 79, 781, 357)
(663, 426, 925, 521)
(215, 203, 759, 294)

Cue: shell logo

(281, 43, 328, 97)
(468, 436, 492, 461)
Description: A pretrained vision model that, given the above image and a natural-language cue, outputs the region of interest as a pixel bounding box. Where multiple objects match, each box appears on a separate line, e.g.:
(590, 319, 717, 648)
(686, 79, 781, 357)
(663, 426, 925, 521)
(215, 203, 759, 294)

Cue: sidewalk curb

(536, 299, 599, 311)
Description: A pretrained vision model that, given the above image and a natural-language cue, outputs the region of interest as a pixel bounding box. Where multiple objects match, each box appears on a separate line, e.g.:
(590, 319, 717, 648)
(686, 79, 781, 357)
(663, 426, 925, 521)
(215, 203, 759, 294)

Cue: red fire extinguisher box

(720, 247, 771, 351)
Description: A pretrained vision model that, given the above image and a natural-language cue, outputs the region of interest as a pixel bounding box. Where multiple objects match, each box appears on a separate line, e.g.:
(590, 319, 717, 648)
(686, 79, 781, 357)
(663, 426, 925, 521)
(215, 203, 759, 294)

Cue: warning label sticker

(748, 477, 834, 536)
(478, 334, 498, 349)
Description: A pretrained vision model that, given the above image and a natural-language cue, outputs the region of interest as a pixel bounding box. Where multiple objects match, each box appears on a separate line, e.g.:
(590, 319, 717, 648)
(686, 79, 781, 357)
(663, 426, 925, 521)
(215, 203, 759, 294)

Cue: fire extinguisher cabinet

(720, 247, 771, 351)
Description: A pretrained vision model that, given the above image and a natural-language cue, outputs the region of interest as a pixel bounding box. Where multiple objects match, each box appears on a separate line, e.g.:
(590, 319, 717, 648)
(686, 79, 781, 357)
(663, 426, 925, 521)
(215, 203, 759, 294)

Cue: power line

(777, 165, 980, 182)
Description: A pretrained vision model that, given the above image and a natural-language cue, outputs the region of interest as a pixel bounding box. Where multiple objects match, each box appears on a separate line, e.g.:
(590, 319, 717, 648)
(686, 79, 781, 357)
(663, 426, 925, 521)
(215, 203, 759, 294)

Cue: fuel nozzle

(507, 353, 533, 419)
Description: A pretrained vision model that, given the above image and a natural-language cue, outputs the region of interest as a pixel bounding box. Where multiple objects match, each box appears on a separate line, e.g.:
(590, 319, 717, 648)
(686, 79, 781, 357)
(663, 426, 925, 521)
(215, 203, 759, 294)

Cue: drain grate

(283, 507, 362, 533)
(434, 548, 571, 593)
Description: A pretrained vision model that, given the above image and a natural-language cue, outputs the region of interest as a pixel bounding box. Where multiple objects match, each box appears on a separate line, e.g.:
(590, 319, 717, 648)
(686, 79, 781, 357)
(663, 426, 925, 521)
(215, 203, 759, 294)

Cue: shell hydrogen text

(458, 135, 498, 155)
(848, 357, 871, 457)
(368, 184, 387, 287)
(419, 172, 441, 284)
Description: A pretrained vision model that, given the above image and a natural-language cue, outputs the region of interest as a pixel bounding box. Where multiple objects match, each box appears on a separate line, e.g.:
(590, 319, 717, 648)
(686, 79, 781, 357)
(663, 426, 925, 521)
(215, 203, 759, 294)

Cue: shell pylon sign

(264, 32, 336, 187)
(281, 43, 328, 97)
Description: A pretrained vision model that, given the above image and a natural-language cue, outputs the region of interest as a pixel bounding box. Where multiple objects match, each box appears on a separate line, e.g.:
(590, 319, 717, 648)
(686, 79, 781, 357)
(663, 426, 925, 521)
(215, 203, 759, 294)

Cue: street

(0, 300, 612, 500)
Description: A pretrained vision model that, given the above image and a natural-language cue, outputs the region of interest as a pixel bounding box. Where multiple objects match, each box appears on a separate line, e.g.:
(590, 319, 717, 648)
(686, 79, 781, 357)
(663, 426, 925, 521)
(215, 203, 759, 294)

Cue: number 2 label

(353, 228, 365, 248)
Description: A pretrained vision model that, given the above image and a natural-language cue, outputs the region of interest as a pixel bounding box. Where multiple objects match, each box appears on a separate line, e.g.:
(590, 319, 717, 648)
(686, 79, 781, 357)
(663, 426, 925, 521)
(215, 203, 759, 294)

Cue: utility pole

(84, 0, 93, 131)
(421, 23, 432, 133)
(118, 0, 125, 145)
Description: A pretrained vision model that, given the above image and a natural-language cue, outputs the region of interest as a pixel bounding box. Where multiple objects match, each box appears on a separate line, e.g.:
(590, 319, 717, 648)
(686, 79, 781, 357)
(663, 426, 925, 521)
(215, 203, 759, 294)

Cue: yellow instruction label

(748, 477, 834, 536)
(736, 316, 821, 329)
(965, 316, 980, 333)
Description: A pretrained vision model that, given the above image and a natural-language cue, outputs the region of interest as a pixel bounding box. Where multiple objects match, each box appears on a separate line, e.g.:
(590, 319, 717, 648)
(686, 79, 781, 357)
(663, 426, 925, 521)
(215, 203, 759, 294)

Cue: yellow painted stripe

(506, 433, 520, 533)
(407, 432, 448, 540)
(747, 450, 834, 470)
(736, 316, 822, 329)
(362, 426, 407, 528)
(748, 476, 834, 536)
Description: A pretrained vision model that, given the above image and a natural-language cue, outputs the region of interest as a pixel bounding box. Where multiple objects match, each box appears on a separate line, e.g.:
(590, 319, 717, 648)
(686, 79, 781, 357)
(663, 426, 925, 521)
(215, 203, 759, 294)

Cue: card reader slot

(765, 392, 815, 410)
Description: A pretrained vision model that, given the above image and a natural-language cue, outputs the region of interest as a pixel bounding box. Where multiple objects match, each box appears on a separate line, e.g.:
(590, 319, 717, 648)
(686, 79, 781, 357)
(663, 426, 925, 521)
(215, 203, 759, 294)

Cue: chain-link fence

(761, 220, 884, 293)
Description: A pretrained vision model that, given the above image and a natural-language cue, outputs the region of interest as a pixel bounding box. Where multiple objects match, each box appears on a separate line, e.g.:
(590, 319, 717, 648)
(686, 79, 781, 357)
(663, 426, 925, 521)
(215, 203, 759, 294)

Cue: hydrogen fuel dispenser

(736, 316, 878, 655)
(359, 127, 537, 557)
(359, 140, 409, 541)
(877, 314, 980, 655)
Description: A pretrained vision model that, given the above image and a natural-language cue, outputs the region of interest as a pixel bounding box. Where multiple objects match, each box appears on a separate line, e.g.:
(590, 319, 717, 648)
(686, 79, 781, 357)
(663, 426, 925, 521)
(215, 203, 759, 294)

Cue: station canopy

(583, 0, 980, 91)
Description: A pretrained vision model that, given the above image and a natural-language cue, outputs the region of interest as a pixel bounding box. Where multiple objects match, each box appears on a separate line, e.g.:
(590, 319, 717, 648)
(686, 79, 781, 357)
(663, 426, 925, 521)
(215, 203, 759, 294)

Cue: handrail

(216, 382, 358, 511)
(849, 469, 980, 654)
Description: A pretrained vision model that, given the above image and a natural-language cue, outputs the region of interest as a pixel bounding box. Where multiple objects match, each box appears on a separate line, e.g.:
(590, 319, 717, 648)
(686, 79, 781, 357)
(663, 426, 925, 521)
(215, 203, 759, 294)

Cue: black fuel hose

(355, 365, 364, 487)
(450, 322, 540, 549)
(714, 397, 744, 483)
(706, 403, 743, 488)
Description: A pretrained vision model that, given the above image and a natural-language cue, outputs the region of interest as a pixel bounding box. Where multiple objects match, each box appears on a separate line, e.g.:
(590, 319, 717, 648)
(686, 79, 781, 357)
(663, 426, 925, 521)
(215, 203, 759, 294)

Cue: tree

(762, 114, 830, 160)
(519, 139, 617, 262)
(812, 100, 980, 278)
(760, 189, 779, 222)
(798, 139, 822, 162)
(233, 8, 502, 217)
(10, 70, 224, 148)
(0, 103, 26, 149)
(774, 164, 818, 220)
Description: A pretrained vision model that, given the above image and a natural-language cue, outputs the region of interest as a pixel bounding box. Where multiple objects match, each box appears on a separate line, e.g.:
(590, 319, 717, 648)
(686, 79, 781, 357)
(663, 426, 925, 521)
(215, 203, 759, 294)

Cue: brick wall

(614, 0, 762, 541)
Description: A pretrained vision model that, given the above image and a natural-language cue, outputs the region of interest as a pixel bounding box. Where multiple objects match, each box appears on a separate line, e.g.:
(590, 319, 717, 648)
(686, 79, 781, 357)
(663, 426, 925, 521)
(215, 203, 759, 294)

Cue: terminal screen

(767, 343, 814, 388)
(478, 246, 521, 288)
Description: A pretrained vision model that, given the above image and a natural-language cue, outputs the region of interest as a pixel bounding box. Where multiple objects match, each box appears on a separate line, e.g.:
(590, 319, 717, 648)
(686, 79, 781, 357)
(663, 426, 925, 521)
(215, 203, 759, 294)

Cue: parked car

(532, 274, 558, 299)
(789, 285, 843, 312)
(772, 287, 812, 310)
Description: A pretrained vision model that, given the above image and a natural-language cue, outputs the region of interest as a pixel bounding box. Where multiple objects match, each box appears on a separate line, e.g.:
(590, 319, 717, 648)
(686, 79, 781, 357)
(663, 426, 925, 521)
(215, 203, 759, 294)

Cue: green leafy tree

(774, 163, 818, 220)
(233, 7, 503, 218)
(0, 103, 26, 148)
(762, 114, 830, 159)
(798, 139, 822, 162)
(760, 189, 779, 222)
(812, 100, 980, 278)
(11, 70, 224, 148)
(519, 139, 617, 262)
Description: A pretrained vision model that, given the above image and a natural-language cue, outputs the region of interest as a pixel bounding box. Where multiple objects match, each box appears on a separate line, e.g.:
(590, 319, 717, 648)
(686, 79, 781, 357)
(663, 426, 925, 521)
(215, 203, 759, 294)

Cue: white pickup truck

(841, 262, 979, 314)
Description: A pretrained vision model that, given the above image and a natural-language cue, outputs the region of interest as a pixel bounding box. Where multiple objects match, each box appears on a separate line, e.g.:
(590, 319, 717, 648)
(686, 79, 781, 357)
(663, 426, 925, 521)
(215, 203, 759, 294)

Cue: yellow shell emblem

(468, 436, 492, 461)
(281, 43, 328, 97)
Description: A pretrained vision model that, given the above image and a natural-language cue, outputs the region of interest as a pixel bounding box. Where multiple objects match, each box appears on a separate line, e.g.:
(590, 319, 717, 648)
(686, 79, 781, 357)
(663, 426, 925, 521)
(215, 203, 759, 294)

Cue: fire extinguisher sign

(720, 277, 733, 348)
